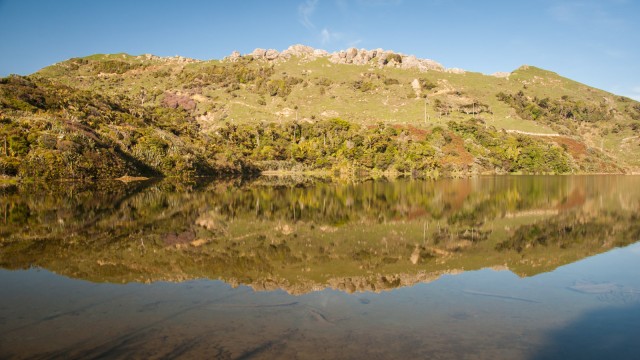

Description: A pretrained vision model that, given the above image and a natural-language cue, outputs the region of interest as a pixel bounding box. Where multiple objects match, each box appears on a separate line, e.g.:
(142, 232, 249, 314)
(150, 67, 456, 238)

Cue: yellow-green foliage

(2, 50, 639, 179)
(2, 176, 639, 286)
(449, 119, 573, 174)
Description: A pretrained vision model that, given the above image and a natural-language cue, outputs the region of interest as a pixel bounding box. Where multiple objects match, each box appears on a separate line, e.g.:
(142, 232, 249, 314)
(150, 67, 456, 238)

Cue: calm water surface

(1, 175, 639, 359)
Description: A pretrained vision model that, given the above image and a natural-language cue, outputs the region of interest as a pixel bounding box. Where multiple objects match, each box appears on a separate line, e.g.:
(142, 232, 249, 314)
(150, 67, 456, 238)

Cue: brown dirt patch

(556, 188, 586, 211)
(391, 125, 429, 141)
(442, 132, 474, 166)
(164, 230, 196, 246)
(544, 136, 587, 158)
(406, 126, 429, 141)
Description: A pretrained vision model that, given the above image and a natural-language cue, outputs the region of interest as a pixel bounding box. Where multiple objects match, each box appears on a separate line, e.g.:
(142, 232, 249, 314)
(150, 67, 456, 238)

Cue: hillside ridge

(224, 44, 459, 73)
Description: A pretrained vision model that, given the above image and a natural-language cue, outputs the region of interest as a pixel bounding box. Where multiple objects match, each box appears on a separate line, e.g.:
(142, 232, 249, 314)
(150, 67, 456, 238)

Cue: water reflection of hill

(1, 176, 639, 294)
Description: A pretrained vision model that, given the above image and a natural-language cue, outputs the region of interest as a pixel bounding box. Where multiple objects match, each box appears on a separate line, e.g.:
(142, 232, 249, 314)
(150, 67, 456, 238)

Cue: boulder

(446, 68, 465, 74)
(251, 48, 267, 58)
(283, 44, 315, 57)
(401, 55, 420, 69)
(422, 59, 445, 71)
(313, 49, 329, 57)
(346, 47, 358, 61)
(411, 79, 421, 91)
(227, 50, 241, 62)
(265, 49, 279, 60)
(362, 50, 374, 62)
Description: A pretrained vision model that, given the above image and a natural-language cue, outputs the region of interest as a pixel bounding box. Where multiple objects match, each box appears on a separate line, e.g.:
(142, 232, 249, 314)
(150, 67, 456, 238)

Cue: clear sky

(1, 0, 639, 99)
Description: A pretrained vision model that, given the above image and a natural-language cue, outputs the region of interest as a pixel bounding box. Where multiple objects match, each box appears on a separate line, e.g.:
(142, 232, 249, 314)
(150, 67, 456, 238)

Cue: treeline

(208, 117, 445, 174)
(204, 118, 579, 175)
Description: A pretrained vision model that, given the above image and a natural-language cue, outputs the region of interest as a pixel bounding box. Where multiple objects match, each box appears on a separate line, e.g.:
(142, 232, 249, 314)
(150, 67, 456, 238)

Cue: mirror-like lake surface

(1, 176, 639, 359)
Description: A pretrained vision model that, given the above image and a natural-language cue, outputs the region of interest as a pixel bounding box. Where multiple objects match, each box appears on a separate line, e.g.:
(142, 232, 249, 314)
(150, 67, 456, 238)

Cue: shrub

(315, 77, 332, 86)
(8, 135, 29, 156)
(419, 78, 436, 91)
(384, 53, 402, 64)
(384, 78, 400, 86)
(266, 79, 291, 97)
(91, 60, 143, 74)
(352, 80, 375, 92)
(0, 157, 20, 176)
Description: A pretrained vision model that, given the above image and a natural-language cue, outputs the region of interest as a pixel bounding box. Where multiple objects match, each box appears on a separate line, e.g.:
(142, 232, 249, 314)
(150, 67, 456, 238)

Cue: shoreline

(1, 171, 637, 186)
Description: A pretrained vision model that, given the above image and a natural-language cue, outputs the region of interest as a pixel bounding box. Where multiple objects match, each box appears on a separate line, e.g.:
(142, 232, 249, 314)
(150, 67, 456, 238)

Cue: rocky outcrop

(328, 47, 445, 72)
(492, 71, 510, 78)
(446, 68, 466, 74)
(251, 48, 267, 58)
(225, 50, 241, 62)
(245, 48, 280, 60)
(224, 44, 456, 73)
(137, 54, 199, 64)
(265, 49, 280, 60)
(281, 44, 316, 57)
(239, 269, 464, 295)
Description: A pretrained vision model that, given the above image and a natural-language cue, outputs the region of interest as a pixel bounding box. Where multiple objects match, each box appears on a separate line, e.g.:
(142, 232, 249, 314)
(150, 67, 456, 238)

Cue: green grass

(22, 50, 640, 172)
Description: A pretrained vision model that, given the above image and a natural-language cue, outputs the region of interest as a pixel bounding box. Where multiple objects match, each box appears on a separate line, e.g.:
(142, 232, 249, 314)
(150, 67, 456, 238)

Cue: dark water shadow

(531, 302, 640, 360)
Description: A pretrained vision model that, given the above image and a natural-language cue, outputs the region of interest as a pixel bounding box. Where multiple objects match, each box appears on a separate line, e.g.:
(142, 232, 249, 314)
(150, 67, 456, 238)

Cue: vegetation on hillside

(1, 51, 639, 180)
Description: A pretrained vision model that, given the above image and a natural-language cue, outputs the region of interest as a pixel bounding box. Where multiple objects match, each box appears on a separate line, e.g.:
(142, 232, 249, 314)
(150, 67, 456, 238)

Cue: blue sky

(1, 0, 639, 99)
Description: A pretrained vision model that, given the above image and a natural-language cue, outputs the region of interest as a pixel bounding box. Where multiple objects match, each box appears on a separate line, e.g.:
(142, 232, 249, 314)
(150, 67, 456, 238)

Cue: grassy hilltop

(1, 45, 639, 180)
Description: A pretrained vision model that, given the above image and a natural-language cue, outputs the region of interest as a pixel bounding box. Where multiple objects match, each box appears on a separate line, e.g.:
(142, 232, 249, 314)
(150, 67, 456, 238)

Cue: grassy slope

(19, 51, 640, 174)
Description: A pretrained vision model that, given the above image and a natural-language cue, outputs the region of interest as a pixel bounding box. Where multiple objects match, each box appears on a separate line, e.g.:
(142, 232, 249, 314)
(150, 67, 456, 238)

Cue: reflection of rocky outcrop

(195, 210, 228, 234)
(234, 270, 464, 295)
(326, 270, 461, 294)
(1, 176, 639, 293)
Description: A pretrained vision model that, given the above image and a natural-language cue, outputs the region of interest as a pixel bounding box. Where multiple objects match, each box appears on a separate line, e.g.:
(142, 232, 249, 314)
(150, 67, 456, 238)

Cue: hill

(1, 44, 639, 180)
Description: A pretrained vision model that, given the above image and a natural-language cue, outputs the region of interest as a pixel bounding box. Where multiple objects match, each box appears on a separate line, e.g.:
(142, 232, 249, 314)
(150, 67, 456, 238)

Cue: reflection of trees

(1, 176, 639, 292)
(496, 211, 640, 253)
(0, 176, 579, 235)
(209, 177, 572, 226)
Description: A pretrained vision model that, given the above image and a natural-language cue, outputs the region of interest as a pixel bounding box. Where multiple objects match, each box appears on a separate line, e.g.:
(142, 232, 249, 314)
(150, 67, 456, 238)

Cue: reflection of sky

(1, 241, 639, 359)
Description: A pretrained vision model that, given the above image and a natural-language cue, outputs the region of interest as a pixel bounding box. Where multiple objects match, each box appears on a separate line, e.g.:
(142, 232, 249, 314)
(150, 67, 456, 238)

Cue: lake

(1, 175, 639, 359)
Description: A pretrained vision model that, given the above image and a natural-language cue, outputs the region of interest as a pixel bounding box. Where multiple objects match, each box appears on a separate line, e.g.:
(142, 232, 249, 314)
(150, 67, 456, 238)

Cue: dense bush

(352, 80, 375, 92)
(383, 78, 400, 86)
(448, 119, 573, 174)
(496, 91, 614, 126)
(91, 60, 145, 75)
(418, 78, 436, 91)
(384, 53, 402, 64)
